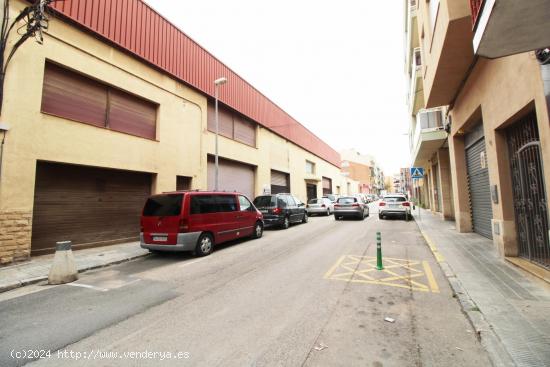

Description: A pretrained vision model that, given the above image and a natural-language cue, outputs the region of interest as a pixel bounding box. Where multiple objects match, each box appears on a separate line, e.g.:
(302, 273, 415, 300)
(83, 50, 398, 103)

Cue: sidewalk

(0, 241, 149, 293)
(414, 208, 550, 367)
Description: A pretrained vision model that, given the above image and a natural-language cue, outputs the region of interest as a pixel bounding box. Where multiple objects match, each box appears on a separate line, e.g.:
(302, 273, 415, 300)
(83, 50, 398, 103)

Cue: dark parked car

(253, 193, 308, 229)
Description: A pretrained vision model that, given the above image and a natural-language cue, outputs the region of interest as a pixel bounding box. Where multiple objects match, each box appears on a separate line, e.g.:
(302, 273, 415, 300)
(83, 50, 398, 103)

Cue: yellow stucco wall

(0, 0, 344, 264)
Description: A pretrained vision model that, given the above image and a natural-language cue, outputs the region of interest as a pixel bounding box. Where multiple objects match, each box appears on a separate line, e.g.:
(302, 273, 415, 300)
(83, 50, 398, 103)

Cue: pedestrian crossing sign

(410, 167, 424, 179)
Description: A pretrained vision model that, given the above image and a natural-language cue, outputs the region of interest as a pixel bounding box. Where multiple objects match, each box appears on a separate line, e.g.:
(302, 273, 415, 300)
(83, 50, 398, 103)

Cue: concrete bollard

(48, 241, 78, 285)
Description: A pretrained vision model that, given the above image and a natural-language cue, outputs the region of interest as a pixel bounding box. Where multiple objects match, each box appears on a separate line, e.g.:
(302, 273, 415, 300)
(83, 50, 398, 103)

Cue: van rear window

(143, 194, 183, 216)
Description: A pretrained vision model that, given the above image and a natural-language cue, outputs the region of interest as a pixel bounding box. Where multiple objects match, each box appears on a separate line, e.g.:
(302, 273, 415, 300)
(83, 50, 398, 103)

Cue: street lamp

(214, 77, 227, 191)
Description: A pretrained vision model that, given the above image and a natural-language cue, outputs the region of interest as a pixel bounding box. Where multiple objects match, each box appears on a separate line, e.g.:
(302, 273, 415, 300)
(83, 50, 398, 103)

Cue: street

(1, 203, 491, 367)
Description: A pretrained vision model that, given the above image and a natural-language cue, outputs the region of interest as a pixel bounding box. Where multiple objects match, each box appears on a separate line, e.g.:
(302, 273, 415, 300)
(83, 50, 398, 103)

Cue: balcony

(410, 108, 447, 166)
(472, 0, 550, 58)
(408, 48, 424, 115)
(421, 0, 474, 108)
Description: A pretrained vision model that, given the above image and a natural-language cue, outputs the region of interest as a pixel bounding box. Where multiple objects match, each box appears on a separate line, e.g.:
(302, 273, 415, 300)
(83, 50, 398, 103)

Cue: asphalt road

(0, 202, 491, 366)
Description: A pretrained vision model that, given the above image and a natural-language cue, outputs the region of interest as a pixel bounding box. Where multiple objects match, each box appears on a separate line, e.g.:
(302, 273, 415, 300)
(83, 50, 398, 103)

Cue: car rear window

(337, 197, 357, 204)
(384, 196, 407, 202)
(253, 196, 276, 207)
(309, 199, 321, 204)
(143, 194, 183, 216)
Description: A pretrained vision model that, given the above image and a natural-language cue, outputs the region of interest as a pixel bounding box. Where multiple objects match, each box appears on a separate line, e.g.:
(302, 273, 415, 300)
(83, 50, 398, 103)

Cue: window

(190, 195, 218, 214)
(143, 194, 183, 216)
(254, 196, 276, 208)
(217, 195, 238, 212)
(338, 197, 357, 204)
(41, 62, 157, 139)
(207, 102, 256, 147)
(306, 160, 315, 174)
(285, 195, 296, 206)
(238, 195, 252, 211)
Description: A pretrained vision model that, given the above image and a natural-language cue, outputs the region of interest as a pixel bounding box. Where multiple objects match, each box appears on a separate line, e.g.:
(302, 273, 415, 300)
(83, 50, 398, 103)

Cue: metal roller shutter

(322, 177, 332, 195)
(207, 156, 255, 199)
(271, 170, 290, 194)
(465, 127, 493, 239)
(31, 162, 152, 255)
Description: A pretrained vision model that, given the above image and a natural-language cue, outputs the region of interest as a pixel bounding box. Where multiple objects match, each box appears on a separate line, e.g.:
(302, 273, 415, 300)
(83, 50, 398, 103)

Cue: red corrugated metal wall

(49, 0, 341, 167)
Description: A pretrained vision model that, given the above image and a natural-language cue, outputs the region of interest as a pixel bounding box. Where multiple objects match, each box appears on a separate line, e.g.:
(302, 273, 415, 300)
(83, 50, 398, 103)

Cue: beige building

(0, 0, 345, 265)
(406, 0, 550, 276)
(340, 149, 384, 194)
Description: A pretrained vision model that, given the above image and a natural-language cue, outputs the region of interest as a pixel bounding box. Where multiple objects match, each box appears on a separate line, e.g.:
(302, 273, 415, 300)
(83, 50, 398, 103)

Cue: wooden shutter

(234, 116, 256, 146)
(108, 89, 157, 139)
(41, 62, 107, 127)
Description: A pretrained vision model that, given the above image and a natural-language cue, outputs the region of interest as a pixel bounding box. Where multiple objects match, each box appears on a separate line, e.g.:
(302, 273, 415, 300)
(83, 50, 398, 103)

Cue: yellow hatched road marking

(324, 255, 440, 293)
(423, 261, 440, 293)
(324, 255, 346, 279)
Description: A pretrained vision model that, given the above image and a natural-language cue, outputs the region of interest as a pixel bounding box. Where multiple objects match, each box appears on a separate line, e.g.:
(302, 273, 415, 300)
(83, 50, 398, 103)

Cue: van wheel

(302, 212, 308, 223)
(282, 216, 290, 229)
(253, 221, 263, 239)
(195, 233, 214, 257)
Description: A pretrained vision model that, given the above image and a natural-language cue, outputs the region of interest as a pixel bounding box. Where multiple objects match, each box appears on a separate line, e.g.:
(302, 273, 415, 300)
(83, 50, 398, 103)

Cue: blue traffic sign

(410, 167, 425, 179)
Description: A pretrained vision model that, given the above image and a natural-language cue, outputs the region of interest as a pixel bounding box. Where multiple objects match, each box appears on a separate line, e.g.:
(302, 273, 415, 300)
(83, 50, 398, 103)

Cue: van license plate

(153, 236, 167, 242)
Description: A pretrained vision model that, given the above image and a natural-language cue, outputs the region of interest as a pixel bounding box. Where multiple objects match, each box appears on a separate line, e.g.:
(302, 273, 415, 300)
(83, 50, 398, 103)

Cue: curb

(415, 221, 516, 367)
(0, 252, 150, 294)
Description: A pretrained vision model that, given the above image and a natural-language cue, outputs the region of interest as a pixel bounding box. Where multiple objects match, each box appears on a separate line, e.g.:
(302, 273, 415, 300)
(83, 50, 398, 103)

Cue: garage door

(207, 156, 255, 199)
(31, 162, 152, 255)
(271, 170, 290, 194)
(465, 125, 493, 239)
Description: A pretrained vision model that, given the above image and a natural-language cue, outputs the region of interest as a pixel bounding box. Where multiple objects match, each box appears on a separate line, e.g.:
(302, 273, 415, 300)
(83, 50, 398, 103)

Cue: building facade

(406, 0, 550, 275)
(340, 149, 384, 195)
(0, 0, 345, 264)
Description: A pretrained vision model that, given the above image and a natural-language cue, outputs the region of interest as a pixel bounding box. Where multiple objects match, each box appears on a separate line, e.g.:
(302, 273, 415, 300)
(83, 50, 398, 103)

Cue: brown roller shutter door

(322, 177, 332, 195)
(31, 162, 152, 255)
(271, 170, 290, 194)
(207, 156, 255, 199)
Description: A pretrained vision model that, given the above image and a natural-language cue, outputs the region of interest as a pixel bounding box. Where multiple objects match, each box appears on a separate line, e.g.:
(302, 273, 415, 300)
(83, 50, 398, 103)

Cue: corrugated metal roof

(49, 0, 341, 167)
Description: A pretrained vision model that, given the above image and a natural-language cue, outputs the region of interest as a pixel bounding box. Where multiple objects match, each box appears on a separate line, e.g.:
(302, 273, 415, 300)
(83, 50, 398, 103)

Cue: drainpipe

(536, 48, 550, 240)
(0, 122, 8, 182)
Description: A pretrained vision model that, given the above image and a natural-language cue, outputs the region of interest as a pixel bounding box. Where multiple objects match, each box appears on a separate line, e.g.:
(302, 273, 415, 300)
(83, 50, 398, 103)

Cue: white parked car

(378, 194, 411, 220)
(307, 197, 334, 216)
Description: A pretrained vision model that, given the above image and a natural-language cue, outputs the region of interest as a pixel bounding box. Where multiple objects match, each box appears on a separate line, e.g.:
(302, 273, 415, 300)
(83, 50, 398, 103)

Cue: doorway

(507, 111, 549, 268)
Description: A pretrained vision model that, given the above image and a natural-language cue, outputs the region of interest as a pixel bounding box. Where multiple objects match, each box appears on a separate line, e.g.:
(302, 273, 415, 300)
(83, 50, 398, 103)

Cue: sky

(145, 0, 410, 175)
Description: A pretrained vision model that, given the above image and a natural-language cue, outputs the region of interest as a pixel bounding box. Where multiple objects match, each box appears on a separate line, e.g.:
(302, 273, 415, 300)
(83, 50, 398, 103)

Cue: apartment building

(340, 149, 384, 195)
(406, 0, 550, 274)
(0, 0, 344, 265)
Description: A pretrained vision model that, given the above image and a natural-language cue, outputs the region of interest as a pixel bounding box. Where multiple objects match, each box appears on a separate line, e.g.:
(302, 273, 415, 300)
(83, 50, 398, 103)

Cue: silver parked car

(307, 197, 334, 216)
(334, 196, 370, 220)
(378, 194, 411, 220)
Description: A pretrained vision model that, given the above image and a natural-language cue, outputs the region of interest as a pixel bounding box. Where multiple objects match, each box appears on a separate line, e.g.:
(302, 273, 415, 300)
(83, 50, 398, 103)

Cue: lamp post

(214, 77, 227, 191)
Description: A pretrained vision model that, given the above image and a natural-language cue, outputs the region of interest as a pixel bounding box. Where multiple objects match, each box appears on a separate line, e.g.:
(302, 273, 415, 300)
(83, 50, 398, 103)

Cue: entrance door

(465, 124, 493, 239)
(507, 111, 550, 268)
(306, 184, 317, 203)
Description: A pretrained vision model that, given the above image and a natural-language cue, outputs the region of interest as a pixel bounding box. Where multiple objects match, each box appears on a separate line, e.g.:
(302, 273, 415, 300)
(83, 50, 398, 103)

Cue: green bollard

(376, 231, 384, 270)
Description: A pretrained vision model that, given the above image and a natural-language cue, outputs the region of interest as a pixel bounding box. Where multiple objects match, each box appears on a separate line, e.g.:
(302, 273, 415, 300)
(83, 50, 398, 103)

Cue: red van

(140, 191, 264, 256)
